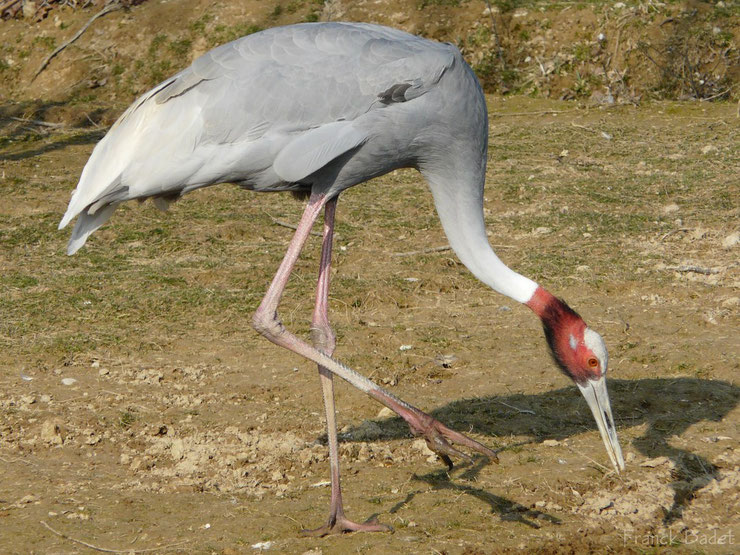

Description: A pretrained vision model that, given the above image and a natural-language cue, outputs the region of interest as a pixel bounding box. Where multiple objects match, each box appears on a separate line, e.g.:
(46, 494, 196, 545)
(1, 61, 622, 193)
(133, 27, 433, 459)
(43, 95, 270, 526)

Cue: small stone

(22, 0, 36, 18)
(61, 378, 77, 386)
(98, 368, 110, 376)
(640, 456, 670, 468)
(701, 145, 717, 155)
(412, 438, 435, 457)
(40, 420, 64, 445)
(377, 407, 394, 419)
(576, 265, 590, 273)
(721, 231, 739, 249)
(170, 438, 185, 461)
(534, 226, 552, 235)
(40, 394, 51, 403)
(542, 439, 560, 447)
(662, 203, 679, 215)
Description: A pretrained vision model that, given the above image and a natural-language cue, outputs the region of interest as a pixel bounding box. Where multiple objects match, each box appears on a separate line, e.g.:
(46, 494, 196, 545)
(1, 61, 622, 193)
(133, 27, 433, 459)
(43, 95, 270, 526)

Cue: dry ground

(1, 96, 738, 553)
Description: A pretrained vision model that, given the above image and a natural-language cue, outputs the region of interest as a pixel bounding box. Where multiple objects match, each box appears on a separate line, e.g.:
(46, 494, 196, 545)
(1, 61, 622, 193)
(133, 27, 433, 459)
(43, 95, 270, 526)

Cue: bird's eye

(587, 357, 599, 369)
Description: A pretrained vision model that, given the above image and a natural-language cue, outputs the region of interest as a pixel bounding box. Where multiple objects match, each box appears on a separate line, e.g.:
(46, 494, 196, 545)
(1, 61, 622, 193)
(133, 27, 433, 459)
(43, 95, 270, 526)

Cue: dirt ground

(1, 93, 738, 553)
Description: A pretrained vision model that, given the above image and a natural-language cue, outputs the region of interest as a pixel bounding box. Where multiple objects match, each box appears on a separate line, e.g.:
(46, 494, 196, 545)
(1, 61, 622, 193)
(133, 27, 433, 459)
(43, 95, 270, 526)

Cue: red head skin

(526, 287, 603, 384)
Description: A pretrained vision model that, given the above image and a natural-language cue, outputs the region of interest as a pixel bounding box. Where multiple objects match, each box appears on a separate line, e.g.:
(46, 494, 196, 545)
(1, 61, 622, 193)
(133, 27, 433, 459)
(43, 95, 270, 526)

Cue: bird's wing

(272, 121, 368, 183)
(148, 23, 456, 143)
(60, 23, 457, 251)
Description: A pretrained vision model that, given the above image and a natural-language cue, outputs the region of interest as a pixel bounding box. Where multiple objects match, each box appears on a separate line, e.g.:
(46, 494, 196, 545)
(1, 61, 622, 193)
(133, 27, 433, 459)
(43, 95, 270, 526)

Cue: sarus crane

(59, 22, 625, 535)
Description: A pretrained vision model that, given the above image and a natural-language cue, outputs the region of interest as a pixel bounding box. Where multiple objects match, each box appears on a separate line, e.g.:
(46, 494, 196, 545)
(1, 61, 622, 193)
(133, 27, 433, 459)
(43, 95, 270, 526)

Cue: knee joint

(253, 308, 284, 338)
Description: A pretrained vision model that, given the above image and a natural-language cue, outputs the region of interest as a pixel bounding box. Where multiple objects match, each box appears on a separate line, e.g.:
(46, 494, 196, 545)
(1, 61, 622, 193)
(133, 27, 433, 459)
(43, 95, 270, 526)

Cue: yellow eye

(587, 357, 599, 369)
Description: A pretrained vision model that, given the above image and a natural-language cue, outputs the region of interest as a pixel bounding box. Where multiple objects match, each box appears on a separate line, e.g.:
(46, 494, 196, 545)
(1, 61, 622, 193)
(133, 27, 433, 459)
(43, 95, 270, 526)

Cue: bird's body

(61, 22, 624, 535)
(62, 24, 481, 253)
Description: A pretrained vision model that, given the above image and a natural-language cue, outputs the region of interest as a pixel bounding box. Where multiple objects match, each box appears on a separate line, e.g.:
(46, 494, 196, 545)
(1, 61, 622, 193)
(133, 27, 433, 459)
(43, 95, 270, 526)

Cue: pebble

(377, 406, 394, 418)
(721, 231, 739, 249)
(61, 378, 77, 386)
(40, 420, 64, 445)
(662, 203, 679, 215)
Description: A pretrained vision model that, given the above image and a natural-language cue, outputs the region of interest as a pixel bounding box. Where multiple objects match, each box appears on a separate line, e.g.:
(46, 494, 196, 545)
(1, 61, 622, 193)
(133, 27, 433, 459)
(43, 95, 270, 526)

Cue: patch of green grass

(2, 273, 38, 288)
(118, 411, 136, 429)
(189, 14, 214, 35)
(32, 36, 56, 51)
(210, 23, 263, 47)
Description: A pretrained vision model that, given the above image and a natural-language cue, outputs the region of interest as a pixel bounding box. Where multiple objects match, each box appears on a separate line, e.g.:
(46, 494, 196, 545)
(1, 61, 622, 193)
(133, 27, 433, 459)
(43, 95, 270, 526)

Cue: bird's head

(527, 287, 625, 473)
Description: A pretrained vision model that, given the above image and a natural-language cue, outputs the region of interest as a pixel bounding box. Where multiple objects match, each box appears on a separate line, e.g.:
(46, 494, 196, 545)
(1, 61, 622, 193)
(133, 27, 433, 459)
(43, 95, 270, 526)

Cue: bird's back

(60, 22, 473, 254)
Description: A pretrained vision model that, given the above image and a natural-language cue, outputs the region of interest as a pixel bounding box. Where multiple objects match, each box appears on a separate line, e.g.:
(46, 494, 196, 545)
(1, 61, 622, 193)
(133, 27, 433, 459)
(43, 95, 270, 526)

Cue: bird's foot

(412, 413, 499, 469)
(370, 389, 498, 469)
(300, 514, 392, 537)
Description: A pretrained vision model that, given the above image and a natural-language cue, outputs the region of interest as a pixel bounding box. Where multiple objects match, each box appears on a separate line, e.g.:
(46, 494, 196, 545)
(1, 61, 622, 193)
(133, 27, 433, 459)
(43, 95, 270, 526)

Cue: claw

(301, 515, 392, 537)
(369, 389, 499, 468)
(419, 417, 499, 467)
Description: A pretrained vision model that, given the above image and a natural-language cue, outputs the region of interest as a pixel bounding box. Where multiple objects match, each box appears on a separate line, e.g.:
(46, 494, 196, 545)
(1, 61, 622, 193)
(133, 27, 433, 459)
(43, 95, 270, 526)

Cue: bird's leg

(301, 198, 391, 537)
(252, 193, 497, 492)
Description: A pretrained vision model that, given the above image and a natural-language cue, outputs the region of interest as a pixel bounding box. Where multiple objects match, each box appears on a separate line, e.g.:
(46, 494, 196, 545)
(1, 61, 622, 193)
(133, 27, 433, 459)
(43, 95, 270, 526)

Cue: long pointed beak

(577, 376, 625, 473)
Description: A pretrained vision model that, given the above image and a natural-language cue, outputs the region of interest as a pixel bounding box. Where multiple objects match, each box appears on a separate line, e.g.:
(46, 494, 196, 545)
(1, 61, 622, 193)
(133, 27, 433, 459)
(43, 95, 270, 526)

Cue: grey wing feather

(60, 23, 459, 254)
(273, 121, 368, 183)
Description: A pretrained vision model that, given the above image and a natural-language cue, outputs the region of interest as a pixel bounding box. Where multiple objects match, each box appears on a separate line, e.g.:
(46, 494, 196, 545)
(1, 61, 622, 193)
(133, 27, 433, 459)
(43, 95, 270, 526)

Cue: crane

(59, 22, 625, 536)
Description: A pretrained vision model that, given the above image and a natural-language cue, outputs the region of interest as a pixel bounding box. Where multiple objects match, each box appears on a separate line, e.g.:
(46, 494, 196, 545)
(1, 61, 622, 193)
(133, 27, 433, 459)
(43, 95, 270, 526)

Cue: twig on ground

(491, 109, 578, 117)
(32, 1, 124, 81)
(699, 88, 731, 102)
(566, 447, 615, 476)
(659, 228, 690, 241)
(570, 122, 598, 133)
(495, 400, 536, 415)
(665, 265, 719, 275)
(9, 117, 66, 128)
(40, 520, 188, 553)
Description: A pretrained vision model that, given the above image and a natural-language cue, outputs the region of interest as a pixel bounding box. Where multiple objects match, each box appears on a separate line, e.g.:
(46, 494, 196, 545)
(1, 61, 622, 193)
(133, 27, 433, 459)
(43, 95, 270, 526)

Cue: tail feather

(59, 173, 124, 231)
(66, 204, 120, 255)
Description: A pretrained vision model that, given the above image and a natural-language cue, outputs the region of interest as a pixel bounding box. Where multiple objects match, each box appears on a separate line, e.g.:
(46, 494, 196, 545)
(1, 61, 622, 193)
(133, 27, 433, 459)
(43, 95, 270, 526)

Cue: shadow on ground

(0, 101, 109, 161)
(342, 378, 738, 526)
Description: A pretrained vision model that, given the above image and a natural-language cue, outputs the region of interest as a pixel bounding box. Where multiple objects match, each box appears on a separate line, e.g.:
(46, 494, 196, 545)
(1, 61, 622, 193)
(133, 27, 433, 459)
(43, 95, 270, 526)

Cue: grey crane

(60, 22, 624, 535)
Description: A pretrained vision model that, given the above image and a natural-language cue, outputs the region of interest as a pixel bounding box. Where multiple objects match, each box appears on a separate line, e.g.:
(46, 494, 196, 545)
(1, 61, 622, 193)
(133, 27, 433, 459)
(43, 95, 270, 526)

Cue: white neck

(424, 171, 538, 304)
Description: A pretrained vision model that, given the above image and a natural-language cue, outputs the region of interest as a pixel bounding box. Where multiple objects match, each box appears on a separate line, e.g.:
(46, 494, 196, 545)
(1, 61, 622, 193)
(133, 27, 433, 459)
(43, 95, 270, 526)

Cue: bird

(59, 22, 625, 535)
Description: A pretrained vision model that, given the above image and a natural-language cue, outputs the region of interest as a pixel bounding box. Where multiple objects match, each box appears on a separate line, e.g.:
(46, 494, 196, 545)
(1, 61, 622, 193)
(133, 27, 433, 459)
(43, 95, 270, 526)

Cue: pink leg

(301, 197, 390, 536)
(252, 193, 498, 531)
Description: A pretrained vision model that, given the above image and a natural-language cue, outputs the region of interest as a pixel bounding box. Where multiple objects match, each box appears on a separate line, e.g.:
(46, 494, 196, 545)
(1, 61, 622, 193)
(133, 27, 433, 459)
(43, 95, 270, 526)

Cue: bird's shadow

(339, 378, 738, 526)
